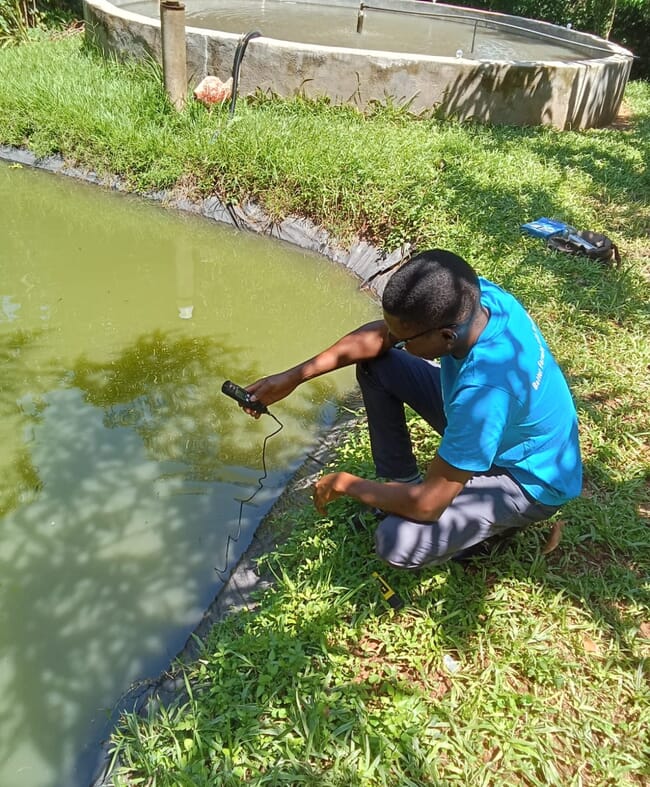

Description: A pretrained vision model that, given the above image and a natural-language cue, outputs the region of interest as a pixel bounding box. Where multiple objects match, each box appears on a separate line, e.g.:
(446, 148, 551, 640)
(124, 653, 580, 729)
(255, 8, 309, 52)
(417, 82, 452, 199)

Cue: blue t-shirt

(438, 278, 582, 506)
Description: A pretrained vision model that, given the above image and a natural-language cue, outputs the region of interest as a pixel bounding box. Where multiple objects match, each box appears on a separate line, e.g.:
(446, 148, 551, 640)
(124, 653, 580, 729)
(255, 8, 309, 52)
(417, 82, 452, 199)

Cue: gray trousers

(356, 351, 559, 569)
(374, 469, 558, 569)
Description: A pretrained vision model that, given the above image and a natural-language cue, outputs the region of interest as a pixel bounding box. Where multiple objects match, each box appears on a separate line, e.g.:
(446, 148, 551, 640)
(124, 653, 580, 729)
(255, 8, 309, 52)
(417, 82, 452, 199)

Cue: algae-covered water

(0, 160, 379, 787)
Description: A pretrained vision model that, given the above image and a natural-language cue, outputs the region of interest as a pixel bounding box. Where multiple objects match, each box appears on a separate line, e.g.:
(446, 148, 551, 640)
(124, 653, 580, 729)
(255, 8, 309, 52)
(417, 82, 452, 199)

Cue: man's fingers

(313, 484, 327, 515)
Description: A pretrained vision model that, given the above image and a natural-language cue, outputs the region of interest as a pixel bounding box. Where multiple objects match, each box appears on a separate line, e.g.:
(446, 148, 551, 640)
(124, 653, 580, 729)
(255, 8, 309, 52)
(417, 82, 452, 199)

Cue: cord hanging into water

(214, 411, 283, 580)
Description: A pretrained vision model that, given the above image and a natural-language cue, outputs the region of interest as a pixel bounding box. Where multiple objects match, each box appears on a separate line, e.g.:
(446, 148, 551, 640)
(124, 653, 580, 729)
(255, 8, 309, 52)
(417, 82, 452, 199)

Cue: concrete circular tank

(83, 0, 633, 129)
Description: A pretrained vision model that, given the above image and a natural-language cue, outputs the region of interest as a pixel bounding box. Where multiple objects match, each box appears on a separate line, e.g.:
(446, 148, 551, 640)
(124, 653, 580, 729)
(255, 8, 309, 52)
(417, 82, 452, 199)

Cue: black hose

(229, 30, 262, 119)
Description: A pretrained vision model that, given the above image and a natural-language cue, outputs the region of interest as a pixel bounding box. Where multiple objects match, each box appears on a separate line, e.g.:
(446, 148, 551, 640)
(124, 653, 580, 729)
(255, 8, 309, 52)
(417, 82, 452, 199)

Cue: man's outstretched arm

(243, 320, 390, 415)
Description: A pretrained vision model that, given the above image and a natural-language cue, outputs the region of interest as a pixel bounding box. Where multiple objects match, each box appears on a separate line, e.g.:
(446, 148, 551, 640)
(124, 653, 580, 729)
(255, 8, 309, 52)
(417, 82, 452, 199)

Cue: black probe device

(221, 380, 268, 414)
(221, 382, 401, 613)
(215, 379, 279, 582)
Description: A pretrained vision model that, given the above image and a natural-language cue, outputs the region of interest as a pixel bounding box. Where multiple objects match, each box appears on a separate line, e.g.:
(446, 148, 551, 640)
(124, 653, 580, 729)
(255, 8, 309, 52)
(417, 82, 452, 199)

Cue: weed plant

(0, 0, 29, 46)
(0, 32, 648, 786)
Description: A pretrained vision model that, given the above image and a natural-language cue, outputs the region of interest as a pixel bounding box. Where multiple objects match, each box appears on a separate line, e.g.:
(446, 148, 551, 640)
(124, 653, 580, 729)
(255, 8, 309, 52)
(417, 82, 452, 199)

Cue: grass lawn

(1, 29, 648, 786)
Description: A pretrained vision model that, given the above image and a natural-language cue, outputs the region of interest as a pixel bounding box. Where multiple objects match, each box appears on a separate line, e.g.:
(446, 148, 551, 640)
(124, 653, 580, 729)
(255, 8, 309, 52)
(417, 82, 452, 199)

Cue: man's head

(382, 249, 480, 358)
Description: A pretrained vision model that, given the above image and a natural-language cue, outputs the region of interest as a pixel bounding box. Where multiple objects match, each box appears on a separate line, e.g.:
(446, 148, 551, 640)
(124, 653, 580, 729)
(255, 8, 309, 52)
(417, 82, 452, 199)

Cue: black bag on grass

(547, 230, 621, 267)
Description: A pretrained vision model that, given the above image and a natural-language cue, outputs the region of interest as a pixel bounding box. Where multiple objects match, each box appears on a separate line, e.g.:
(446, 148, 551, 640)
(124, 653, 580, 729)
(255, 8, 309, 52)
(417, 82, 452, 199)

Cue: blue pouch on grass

(520, 217, 568, 239)
(521, 218, 621, 267)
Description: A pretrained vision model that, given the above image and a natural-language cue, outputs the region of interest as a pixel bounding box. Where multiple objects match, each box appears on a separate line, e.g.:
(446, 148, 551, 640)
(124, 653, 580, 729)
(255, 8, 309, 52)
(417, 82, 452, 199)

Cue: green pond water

(0, 160, 379, 787)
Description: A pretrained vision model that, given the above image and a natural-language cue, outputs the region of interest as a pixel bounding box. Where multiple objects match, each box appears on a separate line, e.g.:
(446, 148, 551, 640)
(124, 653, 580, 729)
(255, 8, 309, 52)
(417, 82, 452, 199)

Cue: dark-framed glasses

(389, 311, 474, 350)
(389, 325, 438, 350)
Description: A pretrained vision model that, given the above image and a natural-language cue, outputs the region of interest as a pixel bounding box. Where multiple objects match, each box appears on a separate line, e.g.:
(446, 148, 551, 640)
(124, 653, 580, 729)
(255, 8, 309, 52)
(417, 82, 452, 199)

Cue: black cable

(214, 412, 283, 580)
(211, 30, 261, 141)
(229, 31, 262, 119)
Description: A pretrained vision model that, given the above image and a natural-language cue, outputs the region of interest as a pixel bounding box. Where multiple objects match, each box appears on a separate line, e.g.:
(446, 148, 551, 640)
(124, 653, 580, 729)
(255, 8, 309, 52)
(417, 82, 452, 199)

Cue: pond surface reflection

(0, 162, 379, 787)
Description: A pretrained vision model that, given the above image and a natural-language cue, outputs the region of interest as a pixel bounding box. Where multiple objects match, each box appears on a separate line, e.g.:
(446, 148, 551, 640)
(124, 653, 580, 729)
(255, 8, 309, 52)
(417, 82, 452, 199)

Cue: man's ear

(441, 327, 458, 342)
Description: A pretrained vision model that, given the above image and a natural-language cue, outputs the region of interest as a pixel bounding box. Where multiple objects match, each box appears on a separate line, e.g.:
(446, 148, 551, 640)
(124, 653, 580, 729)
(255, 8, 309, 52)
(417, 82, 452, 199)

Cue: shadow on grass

(113, 449, 649, 783)
(403, 92, 649, 320)
(500, 247, 650, 327)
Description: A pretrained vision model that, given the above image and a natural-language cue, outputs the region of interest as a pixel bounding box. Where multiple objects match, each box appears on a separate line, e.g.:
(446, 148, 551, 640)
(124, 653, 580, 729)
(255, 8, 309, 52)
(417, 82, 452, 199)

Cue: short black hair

(382, 249, 480, 328)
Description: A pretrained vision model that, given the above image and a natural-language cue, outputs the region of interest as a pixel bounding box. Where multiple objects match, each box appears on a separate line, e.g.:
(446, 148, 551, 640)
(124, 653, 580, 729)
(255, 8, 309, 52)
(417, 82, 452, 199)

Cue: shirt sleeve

(437, 384, 514, 472)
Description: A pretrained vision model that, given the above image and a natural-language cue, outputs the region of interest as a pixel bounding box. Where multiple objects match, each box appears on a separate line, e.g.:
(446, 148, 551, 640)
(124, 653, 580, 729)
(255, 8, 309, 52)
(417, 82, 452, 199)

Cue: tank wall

(83, 0, 632, 129)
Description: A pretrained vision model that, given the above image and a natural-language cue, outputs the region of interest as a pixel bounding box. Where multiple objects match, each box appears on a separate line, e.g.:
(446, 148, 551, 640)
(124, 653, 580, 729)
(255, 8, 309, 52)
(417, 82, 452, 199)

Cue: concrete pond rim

(84, 0, 634, 129)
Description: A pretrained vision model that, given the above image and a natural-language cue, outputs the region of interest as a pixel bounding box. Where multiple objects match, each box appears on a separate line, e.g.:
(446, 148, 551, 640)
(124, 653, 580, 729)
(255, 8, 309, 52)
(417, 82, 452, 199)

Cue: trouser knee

(355, 355, 390, 390)
(374, 515, 448, 571)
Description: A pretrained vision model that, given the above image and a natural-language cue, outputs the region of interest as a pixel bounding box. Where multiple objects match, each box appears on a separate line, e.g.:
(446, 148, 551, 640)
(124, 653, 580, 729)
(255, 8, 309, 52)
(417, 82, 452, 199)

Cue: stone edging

(0, 145, 392, 786)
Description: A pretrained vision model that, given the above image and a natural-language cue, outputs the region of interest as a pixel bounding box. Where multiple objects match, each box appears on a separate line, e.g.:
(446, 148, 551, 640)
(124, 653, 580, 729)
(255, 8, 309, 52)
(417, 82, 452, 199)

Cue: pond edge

(0, 145, 394, 787)
(0, 145, 409, 298)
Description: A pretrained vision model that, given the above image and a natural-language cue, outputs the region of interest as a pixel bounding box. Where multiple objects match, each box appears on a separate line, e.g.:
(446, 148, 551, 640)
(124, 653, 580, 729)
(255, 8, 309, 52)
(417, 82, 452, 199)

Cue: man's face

(383, 312, 453, 361)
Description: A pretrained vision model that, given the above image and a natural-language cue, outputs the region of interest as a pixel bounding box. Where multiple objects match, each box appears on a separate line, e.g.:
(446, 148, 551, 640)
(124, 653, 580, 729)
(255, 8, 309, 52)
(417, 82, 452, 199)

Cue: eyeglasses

(389, 325, 438, 350)
(388, 308, 478, 351)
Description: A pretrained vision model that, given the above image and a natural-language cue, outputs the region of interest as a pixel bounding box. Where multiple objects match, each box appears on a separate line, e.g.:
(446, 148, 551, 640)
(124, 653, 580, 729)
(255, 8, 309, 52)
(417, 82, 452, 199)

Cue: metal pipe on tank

(357, 3, 365, 34)
(160, 0, 187, 110)
(471, 20, 478, 54)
